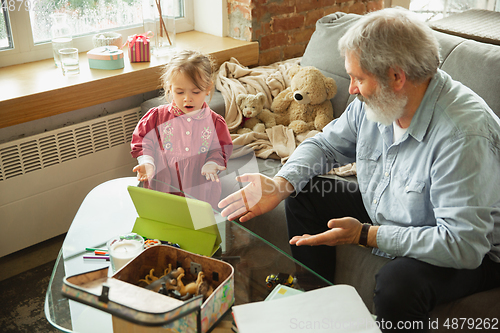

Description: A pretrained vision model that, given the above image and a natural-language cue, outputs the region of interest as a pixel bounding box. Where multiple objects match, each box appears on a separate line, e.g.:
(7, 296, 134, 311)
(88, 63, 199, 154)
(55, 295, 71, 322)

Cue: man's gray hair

(339, 8, 440, 84)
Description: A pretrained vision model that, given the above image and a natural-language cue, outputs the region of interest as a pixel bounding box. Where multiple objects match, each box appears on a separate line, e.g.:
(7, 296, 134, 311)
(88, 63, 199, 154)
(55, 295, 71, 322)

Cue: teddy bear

(236, 92, 276, 134)
(271, 65, 337, 134)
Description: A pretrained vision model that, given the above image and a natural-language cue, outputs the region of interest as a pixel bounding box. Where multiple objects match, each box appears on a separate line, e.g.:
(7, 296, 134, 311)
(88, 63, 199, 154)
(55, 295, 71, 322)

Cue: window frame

(0, 0, 193, 67)
(1, 5, 14, 50)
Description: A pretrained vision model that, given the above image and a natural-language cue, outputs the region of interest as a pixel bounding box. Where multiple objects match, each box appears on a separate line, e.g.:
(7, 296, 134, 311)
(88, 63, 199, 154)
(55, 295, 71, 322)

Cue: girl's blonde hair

(160, 50, 217, 102)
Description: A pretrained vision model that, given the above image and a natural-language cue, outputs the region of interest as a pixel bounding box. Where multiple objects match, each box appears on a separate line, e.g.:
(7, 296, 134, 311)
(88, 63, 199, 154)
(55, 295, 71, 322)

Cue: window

(410, 0, 500, 21)
(1, 6, 13, 50)
(29, 0, 145, 44)
(0, 0, 193, 67)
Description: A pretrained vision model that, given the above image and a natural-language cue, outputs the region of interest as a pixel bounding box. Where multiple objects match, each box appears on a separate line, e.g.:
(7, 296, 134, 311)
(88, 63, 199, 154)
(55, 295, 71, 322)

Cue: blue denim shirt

(277, 69, 500, 269)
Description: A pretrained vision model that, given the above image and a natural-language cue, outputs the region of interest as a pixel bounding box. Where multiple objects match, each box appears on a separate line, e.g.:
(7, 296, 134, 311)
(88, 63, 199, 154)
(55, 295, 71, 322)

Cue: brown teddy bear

(236, 92, 276, 134)
(271, 65, 337, 134)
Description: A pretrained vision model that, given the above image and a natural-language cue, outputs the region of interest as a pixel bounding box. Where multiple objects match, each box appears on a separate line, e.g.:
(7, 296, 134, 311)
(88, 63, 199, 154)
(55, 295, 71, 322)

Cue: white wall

(193, 0, 227, 37)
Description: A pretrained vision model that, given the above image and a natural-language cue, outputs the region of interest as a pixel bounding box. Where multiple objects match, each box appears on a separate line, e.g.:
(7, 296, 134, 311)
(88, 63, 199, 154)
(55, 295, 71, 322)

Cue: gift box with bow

(125, 33, 152, 62)
(87, 46, 124, 70)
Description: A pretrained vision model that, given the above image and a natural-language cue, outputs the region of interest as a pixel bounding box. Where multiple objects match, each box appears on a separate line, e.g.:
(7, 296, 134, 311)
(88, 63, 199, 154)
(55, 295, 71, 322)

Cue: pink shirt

(131, 103, 233, 208)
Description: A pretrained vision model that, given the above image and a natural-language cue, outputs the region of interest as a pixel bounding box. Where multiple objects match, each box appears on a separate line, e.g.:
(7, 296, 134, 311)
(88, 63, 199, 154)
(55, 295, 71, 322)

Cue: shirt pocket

(396, 174, 429, 224)
(404, 179, 425, 194)
(357, 147, 382, 194)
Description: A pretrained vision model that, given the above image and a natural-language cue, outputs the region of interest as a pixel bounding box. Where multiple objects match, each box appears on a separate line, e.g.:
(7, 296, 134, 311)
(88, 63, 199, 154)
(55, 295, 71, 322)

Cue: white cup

(107, 233, 144, 272)
(59, 47, 80, 76)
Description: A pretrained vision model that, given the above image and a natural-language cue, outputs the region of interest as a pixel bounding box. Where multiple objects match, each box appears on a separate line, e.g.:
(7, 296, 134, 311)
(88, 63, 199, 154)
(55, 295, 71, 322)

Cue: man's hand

(290, 217, 365, 247)
(133, 164, 154, 182)
(201, 164, 226, 182)
(218, 174, 294, 222)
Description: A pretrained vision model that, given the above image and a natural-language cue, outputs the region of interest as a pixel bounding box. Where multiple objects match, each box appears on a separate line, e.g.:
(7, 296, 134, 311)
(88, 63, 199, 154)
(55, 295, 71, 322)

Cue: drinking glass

(59, 48, 80, 76)
(51, 13, 73, 67)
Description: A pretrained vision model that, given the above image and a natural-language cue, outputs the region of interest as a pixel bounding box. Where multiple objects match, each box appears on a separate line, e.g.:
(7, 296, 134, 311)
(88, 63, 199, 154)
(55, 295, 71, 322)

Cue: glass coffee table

(45, 177, 332, 332)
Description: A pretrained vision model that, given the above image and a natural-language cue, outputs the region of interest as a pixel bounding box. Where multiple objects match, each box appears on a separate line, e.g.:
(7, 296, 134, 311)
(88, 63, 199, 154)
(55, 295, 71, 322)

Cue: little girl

(131, 50, 233, 209)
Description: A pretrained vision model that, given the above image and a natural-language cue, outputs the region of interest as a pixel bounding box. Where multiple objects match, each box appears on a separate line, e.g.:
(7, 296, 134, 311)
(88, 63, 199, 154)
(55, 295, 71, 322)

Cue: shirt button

(385, 172, 389, 177)
(373, 199, 377, 204)
(185, 147, 189, 151)
(186, 131, 190, 135)
(405, 186, 409, 191)
(187, 118, 191, 122)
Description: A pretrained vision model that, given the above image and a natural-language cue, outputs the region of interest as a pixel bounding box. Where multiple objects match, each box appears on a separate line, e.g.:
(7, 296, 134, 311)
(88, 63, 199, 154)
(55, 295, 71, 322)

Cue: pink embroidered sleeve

(206, 113, 233, 167)
(130, 108, 160, 159)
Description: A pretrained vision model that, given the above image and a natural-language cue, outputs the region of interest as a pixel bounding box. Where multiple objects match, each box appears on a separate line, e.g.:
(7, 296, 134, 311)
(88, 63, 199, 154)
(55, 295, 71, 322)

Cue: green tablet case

(127, 186, 222, 256)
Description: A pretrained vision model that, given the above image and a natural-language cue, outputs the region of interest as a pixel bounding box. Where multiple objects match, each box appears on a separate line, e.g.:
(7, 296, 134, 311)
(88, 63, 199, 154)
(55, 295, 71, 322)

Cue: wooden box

(62, 245, 234, 332)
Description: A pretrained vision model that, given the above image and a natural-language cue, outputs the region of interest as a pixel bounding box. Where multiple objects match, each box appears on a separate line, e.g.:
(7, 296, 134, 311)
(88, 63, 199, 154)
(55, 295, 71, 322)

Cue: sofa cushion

(433, 30, 467, 62)
(301, 13, 361, 118)
(440, 39, 500, 118)
(301, 13, 360, 80)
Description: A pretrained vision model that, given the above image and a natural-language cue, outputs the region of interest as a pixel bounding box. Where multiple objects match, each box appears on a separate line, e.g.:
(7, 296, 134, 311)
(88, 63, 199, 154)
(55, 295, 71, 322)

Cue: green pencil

(85, 247, 107, 252)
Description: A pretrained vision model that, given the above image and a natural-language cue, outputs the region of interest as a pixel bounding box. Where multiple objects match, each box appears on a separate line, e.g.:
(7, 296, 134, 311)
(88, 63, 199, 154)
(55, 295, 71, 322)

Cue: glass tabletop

(45, 177, 332, 332)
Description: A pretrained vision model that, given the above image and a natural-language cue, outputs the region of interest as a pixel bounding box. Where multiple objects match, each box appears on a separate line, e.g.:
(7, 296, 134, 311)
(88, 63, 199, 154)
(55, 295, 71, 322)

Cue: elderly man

(219, 7, 500, 332)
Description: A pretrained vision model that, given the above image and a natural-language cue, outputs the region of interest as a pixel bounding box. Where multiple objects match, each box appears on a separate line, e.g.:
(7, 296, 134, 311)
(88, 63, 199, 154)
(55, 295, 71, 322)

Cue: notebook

(127, 186, 223, 256)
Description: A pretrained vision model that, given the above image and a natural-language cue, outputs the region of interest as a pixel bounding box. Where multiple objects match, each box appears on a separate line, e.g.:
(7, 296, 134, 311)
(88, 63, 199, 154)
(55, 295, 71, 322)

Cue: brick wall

(227, 0, 385, 66)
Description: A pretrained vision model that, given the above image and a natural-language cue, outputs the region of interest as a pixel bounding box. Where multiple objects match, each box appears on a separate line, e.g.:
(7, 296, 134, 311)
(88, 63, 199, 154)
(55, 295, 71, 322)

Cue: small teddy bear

(271, 65, 337, 134)
(236, 92, 276, 134)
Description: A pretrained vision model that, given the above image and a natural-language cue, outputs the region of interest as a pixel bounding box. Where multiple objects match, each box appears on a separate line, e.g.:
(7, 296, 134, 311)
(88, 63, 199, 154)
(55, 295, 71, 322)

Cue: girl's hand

(133, 164, 155, 182)
(201, 163, 226, 182)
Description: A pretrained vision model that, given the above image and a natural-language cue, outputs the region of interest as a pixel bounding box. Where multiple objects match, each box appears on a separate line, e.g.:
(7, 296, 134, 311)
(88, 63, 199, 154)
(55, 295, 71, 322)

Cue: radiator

(0, 107, 142, 257)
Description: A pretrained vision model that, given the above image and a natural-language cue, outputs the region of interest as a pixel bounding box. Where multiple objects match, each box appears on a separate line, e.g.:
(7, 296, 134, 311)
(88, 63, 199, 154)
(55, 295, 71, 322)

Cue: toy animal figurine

(140, 265, 184, 291)
(175, 270, 205, 296)
(266, 272, 296, 289)
(140, 264, 215, 301)
(196, 272, 214, 301)
(170, 270, 214, 301)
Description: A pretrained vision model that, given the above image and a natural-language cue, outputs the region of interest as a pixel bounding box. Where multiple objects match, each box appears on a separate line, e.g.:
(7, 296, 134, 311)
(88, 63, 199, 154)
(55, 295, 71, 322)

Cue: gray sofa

(141, 12, 500, 330)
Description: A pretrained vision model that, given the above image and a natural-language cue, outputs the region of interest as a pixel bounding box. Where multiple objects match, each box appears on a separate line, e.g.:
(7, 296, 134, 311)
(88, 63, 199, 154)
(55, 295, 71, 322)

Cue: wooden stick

(154, 0, 164, 37)
(154, 0, 172, 45)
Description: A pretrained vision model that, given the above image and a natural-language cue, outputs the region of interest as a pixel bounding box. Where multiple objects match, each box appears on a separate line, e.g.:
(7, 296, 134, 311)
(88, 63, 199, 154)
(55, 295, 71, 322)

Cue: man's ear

(389, 67, 406, 91)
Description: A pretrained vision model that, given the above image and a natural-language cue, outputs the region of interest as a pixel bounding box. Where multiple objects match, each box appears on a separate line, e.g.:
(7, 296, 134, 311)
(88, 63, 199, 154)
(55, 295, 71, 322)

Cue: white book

(232, 284, 381, 333)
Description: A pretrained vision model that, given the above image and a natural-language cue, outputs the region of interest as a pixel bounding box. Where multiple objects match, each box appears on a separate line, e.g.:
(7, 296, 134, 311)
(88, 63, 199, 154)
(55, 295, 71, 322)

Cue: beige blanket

(216, 57, 300, 131)
(216, 57, 305, 162)
(216, 57, 357, 176)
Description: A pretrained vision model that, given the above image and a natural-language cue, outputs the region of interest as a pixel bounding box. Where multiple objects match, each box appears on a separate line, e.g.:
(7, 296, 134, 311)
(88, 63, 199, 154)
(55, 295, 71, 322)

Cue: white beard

(357, 85, 407, 126)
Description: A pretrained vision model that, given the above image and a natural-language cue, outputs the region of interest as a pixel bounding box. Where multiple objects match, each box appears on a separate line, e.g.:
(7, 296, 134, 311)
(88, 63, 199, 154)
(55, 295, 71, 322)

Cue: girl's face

(169, 73, 211, 114)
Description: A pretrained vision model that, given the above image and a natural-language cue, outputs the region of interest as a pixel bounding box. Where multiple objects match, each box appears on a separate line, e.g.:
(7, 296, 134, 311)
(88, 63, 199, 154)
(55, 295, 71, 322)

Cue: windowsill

(0, 31, 259, 129)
